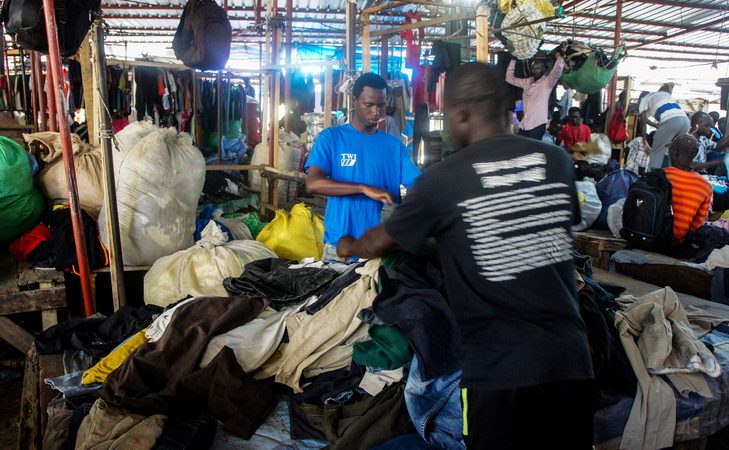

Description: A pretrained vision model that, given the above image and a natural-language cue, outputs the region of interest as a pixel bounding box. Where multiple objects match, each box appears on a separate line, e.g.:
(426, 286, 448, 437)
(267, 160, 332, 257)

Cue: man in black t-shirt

(337, 62, 594, 449)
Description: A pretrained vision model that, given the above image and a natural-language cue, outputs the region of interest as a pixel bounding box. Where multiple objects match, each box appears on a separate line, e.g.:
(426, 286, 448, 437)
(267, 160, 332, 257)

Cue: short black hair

(352, 73, 387, 98)
(444, 62, 508, 122)
(568, 107, 581, 116)
(692, 111, 712, 126)
(709, 111, 720, 123)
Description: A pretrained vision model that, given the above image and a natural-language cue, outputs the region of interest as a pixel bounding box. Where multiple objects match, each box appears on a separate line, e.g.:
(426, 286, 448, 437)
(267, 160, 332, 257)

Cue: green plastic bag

(560, 46, 624, 95)
(0, 136, 44, 243)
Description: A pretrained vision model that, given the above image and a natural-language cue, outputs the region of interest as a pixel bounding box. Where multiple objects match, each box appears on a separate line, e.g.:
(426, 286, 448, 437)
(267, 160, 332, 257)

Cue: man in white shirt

(638, 84, 690, 171)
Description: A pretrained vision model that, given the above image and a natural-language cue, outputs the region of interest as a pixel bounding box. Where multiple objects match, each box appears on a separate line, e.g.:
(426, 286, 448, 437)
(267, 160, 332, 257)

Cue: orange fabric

(663, 167, 712, 243)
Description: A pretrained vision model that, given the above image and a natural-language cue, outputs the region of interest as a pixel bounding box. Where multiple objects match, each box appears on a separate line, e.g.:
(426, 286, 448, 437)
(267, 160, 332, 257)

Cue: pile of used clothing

(38, 252, 468, 450)
(560, 40, 625, 94)
(36, 244, 729, 450)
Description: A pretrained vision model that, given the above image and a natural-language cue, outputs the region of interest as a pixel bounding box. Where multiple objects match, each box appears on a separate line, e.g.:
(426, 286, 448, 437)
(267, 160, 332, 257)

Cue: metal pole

(217, 70, 223, 164)
(45, 55, 58, 132)
(92, 16, 127, 310)
(346, 0, 356, 71)
(34, 52, 47, 131)
(284, 0, 292, 132)
(42, 0, 95, 316)
(379, 37, 388, 78)
(1, 30, 14, 112)
(30, 51, 39, 131)
(19, 48, 30, 122)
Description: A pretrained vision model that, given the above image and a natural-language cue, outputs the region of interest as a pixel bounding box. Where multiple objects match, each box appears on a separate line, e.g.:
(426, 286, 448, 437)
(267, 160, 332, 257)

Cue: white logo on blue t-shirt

(341, 154, 357, 167)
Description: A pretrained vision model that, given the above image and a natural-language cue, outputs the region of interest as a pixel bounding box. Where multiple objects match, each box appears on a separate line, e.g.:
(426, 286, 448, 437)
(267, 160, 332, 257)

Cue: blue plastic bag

(594, 169, 638, 229)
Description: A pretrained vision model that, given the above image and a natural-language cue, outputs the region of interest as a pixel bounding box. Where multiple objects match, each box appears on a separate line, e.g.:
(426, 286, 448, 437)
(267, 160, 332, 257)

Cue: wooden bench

(610, 249, 716, 301)
(0, 253, 67, 355)
(573, 230, 627, 270)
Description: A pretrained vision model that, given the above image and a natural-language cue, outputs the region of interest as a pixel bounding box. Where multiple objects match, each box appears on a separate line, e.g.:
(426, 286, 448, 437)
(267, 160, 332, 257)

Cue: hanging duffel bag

(172, 0, 232, 71)
(0, 0, 100, 57)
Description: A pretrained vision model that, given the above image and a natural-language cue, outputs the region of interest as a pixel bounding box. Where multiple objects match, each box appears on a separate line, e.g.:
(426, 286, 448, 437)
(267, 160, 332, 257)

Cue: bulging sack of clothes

(256, 203, 324, 261)
(99, 126, 206, 266)
(144, 221, 277, 307)
(595, 168, 638, 229)
(573, 181, 602, 232)
(494, 0, 553, 60)
(0, 0, 100, 57)
(0, 136, 44, 244)
(560, 40, 624, 94)
(24, 132, 104, 218)
(172, 0, 232, 70)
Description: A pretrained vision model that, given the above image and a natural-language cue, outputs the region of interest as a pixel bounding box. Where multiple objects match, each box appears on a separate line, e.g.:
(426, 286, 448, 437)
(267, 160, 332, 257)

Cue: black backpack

(0, 0, 100, 57)
(172, 0, 232, 71)
(620, 169, 674, 251)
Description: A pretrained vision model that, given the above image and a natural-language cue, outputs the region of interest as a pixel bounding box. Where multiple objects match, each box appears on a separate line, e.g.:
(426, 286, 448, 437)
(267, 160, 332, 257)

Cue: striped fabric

(663, 167, 713, 242)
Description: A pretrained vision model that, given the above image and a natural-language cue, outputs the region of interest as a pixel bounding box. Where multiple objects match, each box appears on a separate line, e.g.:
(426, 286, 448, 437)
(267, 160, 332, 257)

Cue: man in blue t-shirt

(305, 73, 420, 261)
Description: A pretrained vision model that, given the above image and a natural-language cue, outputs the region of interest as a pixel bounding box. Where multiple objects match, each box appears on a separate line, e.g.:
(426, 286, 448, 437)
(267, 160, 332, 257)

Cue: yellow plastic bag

(82, 328, 148, 385)
(256, 203, 325, 261)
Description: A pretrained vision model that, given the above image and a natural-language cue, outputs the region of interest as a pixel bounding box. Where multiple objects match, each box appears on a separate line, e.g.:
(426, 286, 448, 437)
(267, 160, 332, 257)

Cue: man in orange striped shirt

(664, 134, 713, 243)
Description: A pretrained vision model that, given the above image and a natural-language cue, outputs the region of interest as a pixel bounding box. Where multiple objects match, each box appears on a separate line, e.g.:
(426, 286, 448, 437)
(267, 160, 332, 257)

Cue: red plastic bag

(608, 111, 628, 143)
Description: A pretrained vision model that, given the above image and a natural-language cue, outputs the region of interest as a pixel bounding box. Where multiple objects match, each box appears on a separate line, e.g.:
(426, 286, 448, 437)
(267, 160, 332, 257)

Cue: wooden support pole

(217, 70, 223, 164)
(324, 57, 333, 128)
(607, 0, 622, 111)
(92, 16, 127, 310)
(362, 13, 372, 73)
(79, 36, 97, 145)
(476, 4, 489, 63)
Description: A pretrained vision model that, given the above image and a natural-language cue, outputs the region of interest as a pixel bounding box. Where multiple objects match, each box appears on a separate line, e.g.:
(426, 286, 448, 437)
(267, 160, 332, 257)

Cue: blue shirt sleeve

(400, 143, 421, 189)
(305, 129, 333, 175)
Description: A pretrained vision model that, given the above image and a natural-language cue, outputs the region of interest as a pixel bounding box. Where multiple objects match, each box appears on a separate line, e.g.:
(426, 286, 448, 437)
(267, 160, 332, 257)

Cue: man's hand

(361, 186, 393, 204)
(337, 236, 355, 261)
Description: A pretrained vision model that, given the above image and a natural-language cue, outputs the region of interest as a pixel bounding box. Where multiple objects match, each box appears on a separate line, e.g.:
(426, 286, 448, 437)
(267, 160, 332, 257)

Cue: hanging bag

(561, 44, 624, 94)
(0, 0, 100, 57)
(172, 0, 232, 71)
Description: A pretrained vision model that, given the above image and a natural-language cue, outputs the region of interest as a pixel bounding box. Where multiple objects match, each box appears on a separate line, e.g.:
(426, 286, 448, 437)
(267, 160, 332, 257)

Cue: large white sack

(23, 132, 104, 218)
(248, 130, 303, 202)
(608, 198, 626, 238)
(573, 181, 602, 232)
(144, 221, 277, 307)
(100, 127, 206, 265)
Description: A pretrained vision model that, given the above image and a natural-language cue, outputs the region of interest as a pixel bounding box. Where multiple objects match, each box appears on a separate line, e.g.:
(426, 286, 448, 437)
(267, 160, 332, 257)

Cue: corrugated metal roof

(99, 0, 729, 63)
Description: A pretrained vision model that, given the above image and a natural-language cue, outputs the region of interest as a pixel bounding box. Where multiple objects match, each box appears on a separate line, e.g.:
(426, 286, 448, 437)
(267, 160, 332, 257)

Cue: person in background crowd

(337, 62, 594, 450)
(688, 112, 729, 172)
(664, 134, 712, 244)
(542, 118, 562, 145)
(505, 44, 566, 140)
(305, 72, 420, 263)
(558, 107, 592, 150)
(638, 84, 690, 170)
(709, 111, 723, 142)
(625, 131, 653, 176)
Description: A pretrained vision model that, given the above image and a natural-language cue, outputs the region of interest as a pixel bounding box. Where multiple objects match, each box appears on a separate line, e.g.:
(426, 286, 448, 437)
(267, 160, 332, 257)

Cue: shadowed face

(353, 87, 386, 130)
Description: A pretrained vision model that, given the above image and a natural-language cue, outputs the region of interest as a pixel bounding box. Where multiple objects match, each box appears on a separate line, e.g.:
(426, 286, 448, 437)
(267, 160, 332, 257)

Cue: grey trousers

(649, 115, 690, 170)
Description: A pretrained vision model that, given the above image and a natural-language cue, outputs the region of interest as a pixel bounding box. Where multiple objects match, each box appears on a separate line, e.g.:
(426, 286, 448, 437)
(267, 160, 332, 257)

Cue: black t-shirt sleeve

(384, 172, 443, 254)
